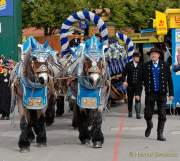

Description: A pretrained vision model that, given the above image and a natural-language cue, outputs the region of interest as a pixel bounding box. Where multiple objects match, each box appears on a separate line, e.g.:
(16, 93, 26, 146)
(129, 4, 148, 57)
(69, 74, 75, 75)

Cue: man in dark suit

(142, 48, 174, 141)
(0, 66, 11, 120)
(124, 52, 143, 119)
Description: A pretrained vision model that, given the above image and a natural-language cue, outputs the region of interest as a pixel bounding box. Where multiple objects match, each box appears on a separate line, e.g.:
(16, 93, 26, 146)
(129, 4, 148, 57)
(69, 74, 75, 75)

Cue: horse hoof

(92, 141, 102, 148)
(81, 139, 90, 145)
(37, 143, 47, 147)
(20, 147, 30, 153)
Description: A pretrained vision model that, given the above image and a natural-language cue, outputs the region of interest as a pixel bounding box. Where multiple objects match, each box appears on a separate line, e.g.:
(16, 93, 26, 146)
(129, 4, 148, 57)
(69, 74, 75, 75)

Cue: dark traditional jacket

(123, 61, 143, 95)
(143, 60, 174, 96)
(0, 73, 11, 114)
(124, 61, 143, 85)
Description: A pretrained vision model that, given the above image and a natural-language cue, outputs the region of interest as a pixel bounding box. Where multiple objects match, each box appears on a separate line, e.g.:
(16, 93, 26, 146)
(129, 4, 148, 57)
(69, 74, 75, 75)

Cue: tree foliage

(22, 0, 180, 35)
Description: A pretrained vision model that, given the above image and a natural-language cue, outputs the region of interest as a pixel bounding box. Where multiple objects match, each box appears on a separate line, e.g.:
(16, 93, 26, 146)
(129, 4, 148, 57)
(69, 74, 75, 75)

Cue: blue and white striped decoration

(60, 10, 109, 55)
(116, 32, 134, 61)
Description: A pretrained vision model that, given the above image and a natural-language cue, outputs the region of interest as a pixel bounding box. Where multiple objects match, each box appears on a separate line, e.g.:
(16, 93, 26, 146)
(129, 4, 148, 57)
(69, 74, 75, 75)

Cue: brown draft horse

(10, 51, 56, 152)
(67, 42, 111, 148)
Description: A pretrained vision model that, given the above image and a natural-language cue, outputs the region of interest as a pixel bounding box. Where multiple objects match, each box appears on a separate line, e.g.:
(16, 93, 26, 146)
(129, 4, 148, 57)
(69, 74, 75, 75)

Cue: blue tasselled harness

(15, 62, 48, 110)
(73, 36, 105, 109)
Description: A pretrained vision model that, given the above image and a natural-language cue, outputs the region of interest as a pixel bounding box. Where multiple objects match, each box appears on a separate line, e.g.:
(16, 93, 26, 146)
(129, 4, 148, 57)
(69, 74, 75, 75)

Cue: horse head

(25, 51, 50, 86)
(78, 35, 106, 89)
(82, 54, 104, 88)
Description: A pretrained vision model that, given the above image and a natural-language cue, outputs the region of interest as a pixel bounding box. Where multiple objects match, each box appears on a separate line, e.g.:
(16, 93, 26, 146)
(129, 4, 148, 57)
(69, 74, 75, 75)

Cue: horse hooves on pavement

(92, 141, 102, 148)
(81, 139, 90, 145)
(20, 147, 30, 153)
(37, 143, 47, 148)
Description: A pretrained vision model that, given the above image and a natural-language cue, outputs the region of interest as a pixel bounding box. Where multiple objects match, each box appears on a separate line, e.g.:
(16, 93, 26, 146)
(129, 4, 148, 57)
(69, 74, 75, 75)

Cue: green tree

(22, 0, 34, 28)
(22, 0, 180, 35)
(24, 0, 91, 35)
(30, 0, 55, 35)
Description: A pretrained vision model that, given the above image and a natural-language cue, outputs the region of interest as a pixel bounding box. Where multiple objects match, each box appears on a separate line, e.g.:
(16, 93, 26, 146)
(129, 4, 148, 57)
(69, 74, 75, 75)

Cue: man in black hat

(123, 52, 143, 119)
(143, 48, 174, 141)
(69, 36, 81, 48)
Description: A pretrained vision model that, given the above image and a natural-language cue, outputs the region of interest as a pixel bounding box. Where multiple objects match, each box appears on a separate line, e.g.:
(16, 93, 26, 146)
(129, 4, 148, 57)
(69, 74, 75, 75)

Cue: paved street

(0, 1, 180, 161)
(0, 101, 180, 161)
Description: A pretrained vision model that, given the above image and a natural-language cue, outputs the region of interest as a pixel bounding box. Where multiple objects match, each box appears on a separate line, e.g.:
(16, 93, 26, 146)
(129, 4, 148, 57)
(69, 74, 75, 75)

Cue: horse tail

(10, 82, 17, 113)
(45, 93, 56, 126)
(10, 65, 19, 113)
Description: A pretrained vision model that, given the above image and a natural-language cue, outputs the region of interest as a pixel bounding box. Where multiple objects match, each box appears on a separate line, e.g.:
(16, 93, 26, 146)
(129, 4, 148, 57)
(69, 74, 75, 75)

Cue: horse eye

(32, 56, 37, 61)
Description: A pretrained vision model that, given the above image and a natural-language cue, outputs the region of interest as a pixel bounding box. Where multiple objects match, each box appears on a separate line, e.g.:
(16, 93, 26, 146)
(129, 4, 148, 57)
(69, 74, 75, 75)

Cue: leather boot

(128, 106, 132, 117)
(128, 112, 132, 117)
(157, 121, 166, 141)
(145, 120, 153, 137)
(135, 101, 141, 119)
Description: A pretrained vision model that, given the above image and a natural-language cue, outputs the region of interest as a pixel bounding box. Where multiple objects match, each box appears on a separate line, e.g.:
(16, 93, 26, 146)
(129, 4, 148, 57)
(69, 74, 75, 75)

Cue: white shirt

(153, 60, 159, 68)
(133, 61, 138, 68)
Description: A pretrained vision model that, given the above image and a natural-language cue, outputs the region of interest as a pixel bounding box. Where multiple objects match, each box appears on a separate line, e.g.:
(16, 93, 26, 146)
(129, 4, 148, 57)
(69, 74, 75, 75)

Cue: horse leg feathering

(18, 116, 30, 152)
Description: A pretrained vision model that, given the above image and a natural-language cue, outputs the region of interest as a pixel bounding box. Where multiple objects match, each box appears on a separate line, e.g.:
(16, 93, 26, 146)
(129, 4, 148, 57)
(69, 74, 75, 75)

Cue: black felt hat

(147, 48, 163, 55)
(133, 51, 140, 57)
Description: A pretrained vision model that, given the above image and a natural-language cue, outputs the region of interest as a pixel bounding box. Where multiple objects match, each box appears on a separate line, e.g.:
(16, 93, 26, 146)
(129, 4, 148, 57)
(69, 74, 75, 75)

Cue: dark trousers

(127, 85, 141, 113)
(144, 94, 167, 131)
(0, 87, 11, 117)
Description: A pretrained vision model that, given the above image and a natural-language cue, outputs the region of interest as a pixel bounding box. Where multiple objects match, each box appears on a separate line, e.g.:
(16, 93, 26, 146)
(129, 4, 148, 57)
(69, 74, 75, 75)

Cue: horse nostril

(39, 77, 45, 84)
(38, 73, 48, 85)
(89, 77, 94, 86)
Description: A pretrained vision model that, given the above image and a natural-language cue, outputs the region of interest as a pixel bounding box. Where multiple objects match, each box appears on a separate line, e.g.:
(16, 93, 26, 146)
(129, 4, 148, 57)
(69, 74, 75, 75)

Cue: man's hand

(123, 82, 128, 88)
(168, 96, 174, 101)
(135, 96, 141, 101)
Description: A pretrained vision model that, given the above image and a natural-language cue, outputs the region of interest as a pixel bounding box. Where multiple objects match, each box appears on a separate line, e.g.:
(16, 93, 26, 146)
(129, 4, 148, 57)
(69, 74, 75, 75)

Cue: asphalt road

(0, 101, 180, 161)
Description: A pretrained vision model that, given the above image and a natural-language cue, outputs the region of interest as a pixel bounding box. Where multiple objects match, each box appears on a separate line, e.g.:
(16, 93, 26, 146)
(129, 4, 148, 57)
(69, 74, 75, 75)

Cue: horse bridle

(32, 64, 48, 74)
(31, 58, 49, 83)
(83, 56, 104, 75)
